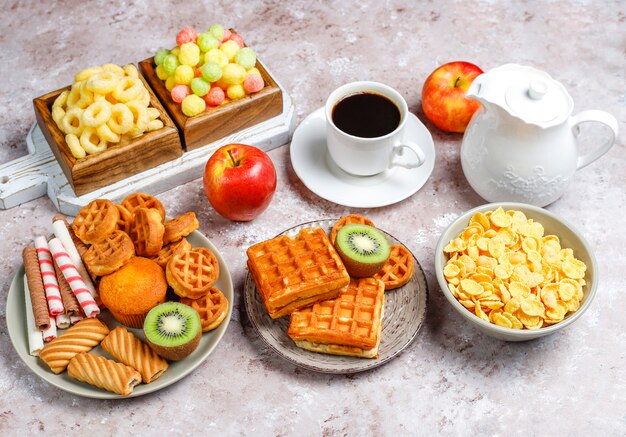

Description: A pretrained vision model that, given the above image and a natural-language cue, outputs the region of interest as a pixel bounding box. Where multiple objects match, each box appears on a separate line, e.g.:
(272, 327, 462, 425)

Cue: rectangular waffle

(287, 277, 385, 358)
(246, 227, 350, 319)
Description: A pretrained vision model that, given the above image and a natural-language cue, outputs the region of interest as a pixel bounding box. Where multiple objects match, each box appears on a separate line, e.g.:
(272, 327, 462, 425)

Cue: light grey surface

(1, 1, 625, 435)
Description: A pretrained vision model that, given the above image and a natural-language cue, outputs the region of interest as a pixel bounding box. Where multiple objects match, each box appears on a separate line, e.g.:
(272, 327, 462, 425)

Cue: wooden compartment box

(139, 56, 283, 151)
(33, 69, 183, 196)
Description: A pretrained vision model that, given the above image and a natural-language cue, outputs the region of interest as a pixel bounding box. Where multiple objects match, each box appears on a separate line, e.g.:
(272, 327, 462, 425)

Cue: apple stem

(454, 76, 461, 88)
(227, 149, 240, 167)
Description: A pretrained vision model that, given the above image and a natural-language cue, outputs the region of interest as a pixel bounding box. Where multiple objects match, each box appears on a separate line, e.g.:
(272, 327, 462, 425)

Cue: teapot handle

(570, 110, 619, 170)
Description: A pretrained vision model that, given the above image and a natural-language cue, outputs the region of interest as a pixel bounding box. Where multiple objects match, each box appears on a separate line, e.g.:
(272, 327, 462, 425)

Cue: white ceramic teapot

(460, 64, 618, 207)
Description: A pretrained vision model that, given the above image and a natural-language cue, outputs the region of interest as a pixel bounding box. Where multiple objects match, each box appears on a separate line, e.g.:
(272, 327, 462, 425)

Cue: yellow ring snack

(86, 71, 120, 94)
(61, 107, 84, 135)
(107, 103, 134, 134)
(75, 66, 103, 82)
(96, 123, 120, 143)
(125, 100, 149, 131)
(122, 64, 139, 77)
(82, 101, 112, 127)
(443, 207, 587, 330)
(101, 63, 125, 76)
(80, 127, 107, 154)
(66, 84, 82, 107)
(112, 77, 142, 102)
(51, 106, 66, 127)
(53, 90, 69, 109)
(147, 119, 164, 131)
(65, 133, 86, 159)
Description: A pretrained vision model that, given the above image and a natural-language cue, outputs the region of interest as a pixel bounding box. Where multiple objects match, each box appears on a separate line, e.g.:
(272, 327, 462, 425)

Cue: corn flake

(443, 208, 587, 330)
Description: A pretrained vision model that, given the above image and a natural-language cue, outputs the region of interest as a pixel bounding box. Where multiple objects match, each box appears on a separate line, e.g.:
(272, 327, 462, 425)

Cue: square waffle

(287, 277, 385, 358)
(246, 227, 350, 319)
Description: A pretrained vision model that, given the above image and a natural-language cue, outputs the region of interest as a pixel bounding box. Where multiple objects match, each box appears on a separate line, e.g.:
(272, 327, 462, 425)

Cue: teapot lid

(474, 64, 573, 127)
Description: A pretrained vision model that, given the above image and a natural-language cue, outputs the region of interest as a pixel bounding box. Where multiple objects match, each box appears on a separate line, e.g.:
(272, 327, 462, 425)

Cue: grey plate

(6, 230, 233, 399)
(244, 219, 428, 374)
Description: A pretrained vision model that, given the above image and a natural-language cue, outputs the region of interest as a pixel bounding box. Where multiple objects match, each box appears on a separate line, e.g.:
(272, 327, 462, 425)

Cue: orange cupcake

(99, 257, 167, 328)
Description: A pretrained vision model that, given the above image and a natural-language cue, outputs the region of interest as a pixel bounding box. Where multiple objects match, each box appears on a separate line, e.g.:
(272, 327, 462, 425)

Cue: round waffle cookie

(373, 244, 414, 290)
(330, 214, 376, 244)
(150, 237, 192, 269)
(115, 204, 134, 235)
(72, 199, 120, 244)
(122, 193, 166, 222)
(129, 208, 165, 257)
(83, 230, 135, 276)
(180, 288, 229, 332)
(167, 247, 219, 299)
(163, 212, 199, 245)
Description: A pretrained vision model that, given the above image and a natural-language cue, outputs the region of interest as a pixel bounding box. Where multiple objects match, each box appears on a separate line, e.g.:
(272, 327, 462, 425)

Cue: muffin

(99, 257, 167, 328)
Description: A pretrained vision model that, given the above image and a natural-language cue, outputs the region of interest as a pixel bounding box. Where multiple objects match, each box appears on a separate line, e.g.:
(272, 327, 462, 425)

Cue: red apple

(421, 61, 483, 133)
(203, 144, 277, 221)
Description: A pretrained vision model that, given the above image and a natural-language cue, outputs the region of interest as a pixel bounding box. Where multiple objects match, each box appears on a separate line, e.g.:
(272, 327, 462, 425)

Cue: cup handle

(390, 141, 426, 170)
(570, 110, 619, 170)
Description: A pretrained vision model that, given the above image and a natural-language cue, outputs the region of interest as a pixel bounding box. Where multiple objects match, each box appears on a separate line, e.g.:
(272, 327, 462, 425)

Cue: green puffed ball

(154, 49, 170, 66)
(190, 77, 210, 96)
(235, 47, 256, 69)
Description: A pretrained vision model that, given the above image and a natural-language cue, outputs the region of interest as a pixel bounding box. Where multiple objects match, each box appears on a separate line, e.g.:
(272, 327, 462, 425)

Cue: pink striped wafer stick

(34, 236, 64, 316)
(48, 238, 100, 318)
(43, 317, 57, 342)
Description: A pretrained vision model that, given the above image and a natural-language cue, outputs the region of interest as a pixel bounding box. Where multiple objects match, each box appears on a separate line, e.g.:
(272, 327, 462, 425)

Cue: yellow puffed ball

(174, 65, 194, 85)
(171, 46, 180, 57)
(165, 76, 176, 91)
(204, 49, 228, 68)
(246, 67, 261, 78)
(221, 63, 246, 86)
(181, 94, 206, 117)
(178, 42, 201, 67)
(226, 84, 245, 100)
(219, 40, 240, 62)
(155, 64, 169, 80)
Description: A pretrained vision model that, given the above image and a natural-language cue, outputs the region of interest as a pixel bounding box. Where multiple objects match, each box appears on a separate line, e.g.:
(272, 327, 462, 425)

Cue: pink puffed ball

(243, 74, 264, 94)
(228, 33, 244, 48)
(222, 28, 232, 42)
(176, 27, 198, 45)
(171, 84, 191, 103)
(204, 86, 225, 106)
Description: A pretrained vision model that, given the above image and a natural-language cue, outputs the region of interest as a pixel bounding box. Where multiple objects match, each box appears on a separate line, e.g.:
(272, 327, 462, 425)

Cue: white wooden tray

(0, 87, 295, 216)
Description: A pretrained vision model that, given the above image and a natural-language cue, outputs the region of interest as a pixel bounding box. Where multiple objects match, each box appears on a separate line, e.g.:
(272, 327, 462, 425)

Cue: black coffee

(332, 92, 401, 138)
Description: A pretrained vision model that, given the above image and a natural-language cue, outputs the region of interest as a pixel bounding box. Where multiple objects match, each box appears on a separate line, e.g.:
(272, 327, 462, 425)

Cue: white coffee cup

(325, 81, 425, 176)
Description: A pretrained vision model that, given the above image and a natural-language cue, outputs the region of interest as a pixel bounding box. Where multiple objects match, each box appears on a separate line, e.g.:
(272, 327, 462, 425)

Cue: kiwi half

(334, 224, 391, 277)
(144, 302, 202, 361)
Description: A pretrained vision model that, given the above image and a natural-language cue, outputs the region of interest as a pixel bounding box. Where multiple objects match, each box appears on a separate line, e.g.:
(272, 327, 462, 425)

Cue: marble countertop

(1, 1, 625, 435)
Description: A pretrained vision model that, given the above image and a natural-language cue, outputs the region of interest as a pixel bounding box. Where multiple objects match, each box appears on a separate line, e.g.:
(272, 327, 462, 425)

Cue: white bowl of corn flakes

(435, 202, 597, 341)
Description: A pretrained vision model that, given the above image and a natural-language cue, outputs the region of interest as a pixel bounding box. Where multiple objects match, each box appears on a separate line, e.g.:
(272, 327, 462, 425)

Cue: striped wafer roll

(34, 236, 64, 316)
(23, 274, 44, 356)
(55, 313, 71, 329)
(43, 317, 57, 342)
(53, 260, 81, 317)
(68, 352, 141, 396)
(54, 215, 97, 281)
(101, 326, 168, 384)
(48, 238, 100, 318)
(51, 216, 98, 298)
(70, 314, 84, 325)
(39, 318, 109, 374)
(22, 246, 50, 331)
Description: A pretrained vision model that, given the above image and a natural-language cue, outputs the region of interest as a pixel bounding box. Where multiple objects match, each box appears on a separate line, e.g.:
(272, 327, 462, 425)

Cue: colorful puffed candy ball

(155, 64, 169, 80)
(174, 65, 195, 85)
(227, 84, 245, 100)
(178, 42, 201, 66)
(221, 63, 246, 86)
(154, 49, 170, 66)
(220, 40, 240, 62)
(243, 74, 264, 94)
(197, 32, 219, 52)
(171, 84, 191, 103)
(201, 61, 222, 83)
(176, 27, 198, 45)
(190, 77, 210, 97)
(165, 76, 177, 91)
(205, 49, 229, 68)
(235, 47, 256, 69)
(208, 24, 225, 42)
(162, 54, 179, 76)
(228, 33, 244, 48)
(181, 94, 206, 116)
(204, 86, 225, 107)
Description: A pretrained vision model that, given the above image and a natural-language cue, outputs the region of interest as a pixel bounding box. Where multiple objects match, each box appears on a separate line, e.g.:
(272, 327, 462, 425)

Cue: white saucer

(290, 107, 436, 208)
